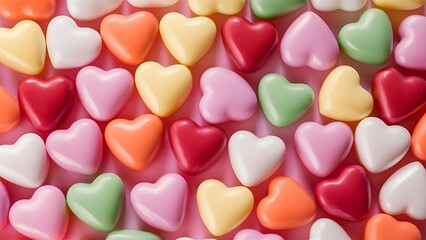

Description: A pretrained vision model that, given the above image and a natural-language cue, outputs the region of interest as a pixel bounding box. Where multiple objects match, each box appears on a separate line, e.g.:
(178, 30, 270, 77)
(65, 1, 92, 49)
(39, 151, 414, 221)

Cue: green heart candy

(338, 8, 392, 65)
(106, 230, 161, 240)
(250, 0, 307, 19)
(259, 73, 314, 127)
(66, 173, 124, 231)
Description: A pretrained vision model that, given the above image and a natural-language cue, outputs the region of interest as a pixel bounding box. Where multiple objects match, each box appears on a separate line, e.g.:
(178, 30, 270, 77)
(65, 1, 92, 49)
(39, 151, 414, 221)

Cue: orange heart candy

(257, 176, 316, 230)
(412, 112, 426, 161)
(364, 214, 421, 240)
(101, 11, 158, 66)
(0, 0, 55, 21)
(0, 85, 20, 133)
(105, 114, 163, 171)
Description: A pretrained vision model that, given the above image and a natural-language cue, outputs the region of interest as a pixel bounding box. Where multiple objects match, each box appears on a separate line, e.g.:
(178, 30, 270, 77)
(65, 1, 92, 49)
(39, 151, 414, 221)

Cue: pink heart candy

(294, 121, 353, 177)
(0, 181, 9, 231)
(46, 118, 103, 175)
(199, 67, 257, 124)
(234, 229, 284, 240)
(76, 66, 134, 121)
(9, 185, 69, 240)
(130, 173, 188, 232)
(280, 11, 339, 71)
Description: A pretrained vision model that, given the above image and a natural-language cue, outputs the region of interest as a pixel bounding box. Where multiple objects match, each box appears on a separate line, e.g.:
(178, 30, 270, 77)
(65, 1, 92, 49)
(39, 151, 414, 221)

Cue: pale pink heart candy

(9, 185, 69, 240)
(280, 11, 339, 71)
(234, 229, 284, 240)
(0, 181, 9, 231)
(199, 67, 257, 124)
(46, 118, 103, 175)
(130, 173, 188, 232)
(294, 121, 353, 177)
(76, 66, 134, 121)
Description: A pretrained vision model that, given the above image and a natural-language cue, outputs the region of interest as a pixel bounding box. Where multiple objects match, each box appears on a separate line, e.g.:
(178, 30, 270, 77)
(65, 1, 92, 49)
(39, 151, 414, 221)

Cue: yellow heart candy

(135, 61, 193, 118)
(160, 12, 216, 66)
(197, 179, 254, 236)
(319, 66, 373, 121)
(372, 0, 424, 10)
(188, 0, 245, 16)
(0, 20, 46, 75)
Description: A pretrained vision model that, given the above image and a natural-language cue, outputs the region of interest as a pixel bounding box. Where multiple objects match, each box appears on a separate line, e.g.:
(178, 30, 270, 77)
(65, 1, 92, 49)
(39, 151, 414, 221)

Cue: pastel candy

(250, 0, 307, 19)
(0, 0, 55, 20)
(0, 181, 9, 231)
(127, 0, 180, 8)
(106, 230, 161, 240)
(364, 214, 422, 240)
(0, 85, 20, 133)
(372, 0, 424, 10)
(188, 0, 245, 16)
(412, 113, 426, 161)
(67, 0, 123, 21)
(234, 229, 284, 240)
(311, 0, 367, 11)
(309, 218, 351, 240)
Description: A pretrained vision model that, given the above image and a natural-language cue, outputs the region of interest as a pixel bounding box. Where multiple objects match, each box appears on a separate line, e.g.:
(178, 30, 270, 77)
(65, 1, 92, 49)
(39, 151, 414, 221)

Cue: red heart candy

(372, 67, 426, 124)
(169, 119, 227, 175)
(222, 16, 278, 73)
(315, 165, 371, 221)
(18, 76, 74, 132)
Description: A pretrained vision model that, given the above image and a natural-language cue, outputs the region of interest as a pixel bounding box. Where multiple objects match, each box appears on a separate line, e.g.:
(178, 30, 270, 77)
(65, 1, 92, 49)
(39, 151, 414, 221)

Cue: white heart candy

(67, 0, 123, 21)
(0, 133, 48, 188)
(311, 0, 367, 12)
(355, 117, 410, 173)
(47, 16, 102, 69)
(127, 0, 180, 8)
(379, 161, 426, 220)
(229, 130, 285, 187)
(309, 218, 351, 240)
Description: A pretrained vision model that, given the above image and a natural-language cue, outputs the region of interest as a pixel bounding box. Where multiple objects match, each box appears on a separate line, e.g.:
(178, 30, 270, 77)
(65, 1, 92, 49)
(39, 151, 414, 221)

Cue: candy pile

(0, 0, 425, 239)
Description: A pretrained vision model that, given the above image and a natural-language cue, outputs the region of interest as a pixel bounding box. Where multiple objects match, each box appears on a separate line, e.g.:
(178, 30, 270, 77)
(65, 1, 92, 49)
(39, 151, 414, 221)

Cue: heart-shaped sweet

(9, 185, 68, 240)
(364, 214, 422, 240)
(0, 181, 9, 231)
(159, 12, 216, 66)
(18, 75, 74, 132)
(0, 0, 55, 20)
(130, 173, 188, 232)
(373, 68, 426, 124)
(0, 133, 48, 188)
(338, 8, 392, 65)
(355, 117, 411, 173)
(46, 119, 103, 175)
(197, 179, 254, 236)
(67, 0, 123, 21)
(169, 119, 227, 175)
(0, 20, 46, 75)
(106, 230, 160, 240)
(47, 16, 102, 69)
(280, 11, 338, 71)
(135, 61, 192, 118)
(295, 121, 353, 177)
(105, 114, 163, 170)
(257, 176, 316, 230)
(188, 0, 245, 16)
(379, 161, 426, 220)
(101, 11, 158, 65)
(311, 0, 367, 11)
(258, 73, 314, 127)
(309, 218, 351, 240)
(319, 66, 373, 121)
(0, 85, 20, 133)
(412, 113, 426, 161)
(127, 0, 180, 8)
(250, 0, 307, 19)
(315, 165, 371, 221)
(372, 0, 424, 10)
(199, 67, 257, 124)
(222, 16, 278, 73)
(76, 66, 134, 122)
(67, 173, 124, 231)
(234, 229, 284, 240)
(229, 130, 285, 187)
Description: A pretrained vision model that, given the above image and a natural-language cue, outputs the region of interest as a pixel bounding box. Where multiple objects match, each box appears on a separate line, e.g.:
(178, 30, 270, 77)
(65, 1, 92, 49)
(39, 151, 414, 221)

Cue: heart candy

(106, 230, 161, 240)
(0, 181, 9, 231)
(0, 85, 20, 133)
(372, 0, 424, 10)
(250, 0, 307, 19)
(67, 0, 123, 21)
(234, 229, 284, 240)
(0, 0, 55, 20)
(311, 0, 367, 11)
(127, 0, 180, 8)
(412, 113, 426, 161)
(309, 218, 351, 240)
(188, 0, 245, 16)
(364, 214, 422, 240)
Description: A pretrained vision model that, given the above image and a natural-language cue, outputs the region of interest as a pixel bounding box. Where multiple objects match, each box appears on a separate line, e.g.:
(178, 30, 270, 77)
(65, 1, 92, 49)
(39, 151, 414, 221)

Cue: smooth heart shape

(315, 165, 371, 221)
(9, 185, 68, 240)
(67, 173, 124, 231)
(280, 11, 338, 71)
(338, 8, 392, 65)
(135, 61, 192, 118)
(101, 11, 158, 65)
(160, 12, 216, 66)
(295, 121, 353, 177)
(0, 0, 55, 20)
(130, 173, 188, 232)
(373, 67, 426, 124)
(169, 119, 227, 175)
(0, 133, 48, 188)
(379, 161, 426, 220)
(188, 0, 245, 15)
(234, 229, 284, 240)
(372, 0, 424, 10)
(127, 0, 180, 8)
(106, 230, 161, 240)
(105, 114, 163, 170)
(199, 67, 257, 124)
(18, 75, 74, 132)
(257, 176, 316, 230)
(309, 218, 351, 240)
(47, 16, 102, 69)
(67, 0, 123, 21)
(319, 66, 373, 121)
(259, 73, 314, 127)
(0, 85, 20, 133)
(412, 113, 426, 161)
(0, 20, 46, 75)
(355, 117, 410, 173)
(76, 66, 134, 122)
(229, 130, 285, 187)
(0, 181, 9, 231)
(46, 119, 103, 175)
(312, 0, 367, 11)
(222, 16, 278, 73)
(197, 179, 253, 236)
(364, 214, 422, 240)
(250, 0, 307, 19)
